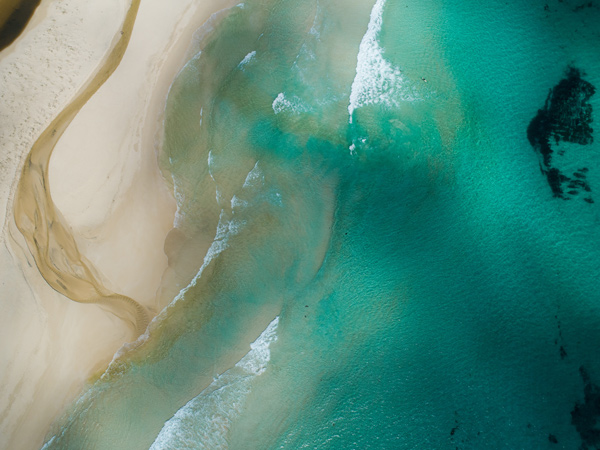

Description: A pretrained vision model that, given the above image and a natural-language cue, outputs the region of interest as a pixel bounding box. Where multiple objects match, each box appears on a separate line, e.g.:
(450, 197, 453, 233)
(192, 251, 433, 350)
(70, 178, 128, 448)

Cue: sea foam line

(162, 160, 263, 315)
(347, 0, 416, 123)
(238, 50, 256, 70)
(107, 160, 264, 368)
(149, 317, 280, 450)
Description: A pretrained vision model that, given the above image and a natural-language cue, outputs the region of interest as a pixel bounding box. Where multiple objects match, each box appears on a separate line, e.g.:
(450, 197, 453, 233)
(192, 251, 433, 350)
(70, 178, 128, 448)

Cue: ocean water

(43, 0, 600, 449)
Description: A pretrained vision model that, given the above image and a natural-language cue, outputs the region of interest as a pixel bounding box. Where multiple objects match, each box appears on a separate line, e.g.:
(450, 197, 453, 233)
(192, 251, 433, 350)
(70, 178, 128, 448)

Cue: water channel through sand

(12, 0, 148, 336)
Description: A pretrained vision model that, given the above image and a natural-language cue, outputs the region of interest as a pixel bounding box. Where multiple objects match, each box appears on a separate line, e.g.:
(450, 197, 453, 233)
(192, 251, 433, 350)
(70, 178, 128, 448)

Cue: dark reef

(573, 2, 595, 12)
(571, 367, 600, 449)
(527, 67, 595, 201)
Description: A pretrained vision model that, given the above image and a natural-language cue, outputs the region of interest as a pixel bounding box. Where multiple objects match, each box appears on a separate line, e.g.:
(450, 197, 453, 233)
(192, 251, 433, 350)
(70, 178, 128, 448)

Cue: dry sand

(0, 0, 234, 448)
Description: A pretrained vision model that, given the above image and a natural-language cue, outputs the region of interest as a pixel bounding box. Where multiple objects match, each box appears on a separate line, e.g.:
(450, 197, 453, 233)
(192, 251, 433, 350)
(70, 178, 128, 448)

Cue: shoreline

(48, 0, 237, 314)
(0, 0, 235, 448)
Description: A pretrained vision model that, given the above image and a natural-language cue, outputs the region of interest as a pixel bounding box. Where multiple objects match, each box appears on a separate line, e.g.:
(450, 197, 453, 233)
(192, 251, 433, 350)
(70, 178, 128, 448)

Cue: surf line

(12, 0, 148, 336)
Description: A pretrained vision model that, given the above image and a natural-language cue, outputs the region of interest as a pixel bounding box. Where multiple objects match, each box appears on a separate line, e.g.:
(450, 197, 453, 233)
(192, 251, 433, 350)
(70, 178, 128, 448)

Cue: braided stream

(13, 0, 149, 335)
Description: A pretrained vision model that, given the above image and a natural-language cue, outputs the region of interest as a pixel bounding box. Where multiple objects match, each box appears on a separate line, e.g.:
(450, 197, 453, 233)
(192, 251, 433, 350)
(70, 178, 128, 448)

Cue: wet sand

(0, 0, 234, 448)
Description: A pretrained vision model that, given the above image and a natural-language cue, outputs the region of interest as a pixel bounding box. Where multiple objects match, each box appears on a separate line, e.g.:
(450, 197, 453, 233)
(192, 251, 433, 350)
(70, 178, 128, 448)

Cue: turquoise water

(43, 0, 600, 448)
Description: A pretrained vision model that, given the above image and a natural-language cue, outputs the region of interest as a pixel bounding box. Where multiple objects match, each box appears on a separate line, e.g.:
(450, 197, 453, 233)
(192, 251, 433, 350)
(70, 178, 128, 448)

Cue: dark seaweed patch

(527, 67, 595, 201)
(573, 2, 595, 12)
(571, 367, 600, 449)
(555, 314, 569, 360)
(450, 412, 460, 439)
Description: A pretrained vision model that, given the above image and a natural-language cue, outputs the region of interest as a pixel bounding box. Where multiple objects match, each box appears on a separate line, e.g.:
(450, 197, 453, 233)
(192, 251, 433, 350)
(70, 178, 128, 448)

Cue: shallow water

(43, 0, 600, 448)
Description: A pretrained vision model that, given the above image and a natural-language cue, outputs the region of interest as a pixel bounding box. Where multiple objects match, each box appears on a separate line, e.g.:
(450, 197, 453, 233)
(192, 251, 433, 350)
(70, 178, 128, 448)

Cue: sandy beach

(0, 0, 233, 448)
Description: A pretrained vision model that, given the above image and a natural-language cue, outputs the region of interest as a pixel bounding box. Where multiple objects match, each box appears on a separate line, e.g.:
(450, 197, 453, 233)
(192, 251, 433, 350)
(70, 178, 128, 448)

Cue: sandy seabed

(0, 0, 233, 448)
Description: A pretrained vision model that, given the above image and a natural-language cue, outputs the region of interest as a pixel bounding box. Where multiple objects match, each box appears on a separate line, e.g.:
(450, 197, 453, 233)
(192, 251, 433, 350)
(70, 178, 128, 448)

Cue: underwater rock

(527, 67, 595, 200)
(571, 366, 600, 449)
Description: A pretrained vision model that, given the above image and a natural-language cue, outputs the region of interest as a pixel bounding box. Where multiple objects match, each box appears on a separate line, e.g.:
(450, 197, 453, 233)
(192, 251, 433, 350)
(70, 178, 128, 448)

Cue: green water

(43, 0, 600, 448)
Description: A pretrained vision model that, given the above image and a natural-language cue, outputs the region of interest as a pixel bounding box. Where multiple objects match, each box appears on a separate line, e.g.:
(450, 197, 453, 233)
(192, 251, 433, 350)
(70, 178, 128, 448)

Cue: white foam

(230, 195, 248, 210)
(164, 161, 264, 311)
(347, 0, 417, 122)
(309, 2, 322, 38)
(242, 161, 263, 188)
(169, 208, 244, 308)
(236, 317, 278, 375)
(207, 150, 216, 173)
(269, 191, 283, 207)
(272, 92, 310, 115)
(207, 150, 226, 205)
(41, 436, 55, 449)
(169, 158, 186, 228)
(149, 317, 280, 450)
(293, 2, 322, 67)
(173, 185, 186, 228)
(238, 50, 256, 70)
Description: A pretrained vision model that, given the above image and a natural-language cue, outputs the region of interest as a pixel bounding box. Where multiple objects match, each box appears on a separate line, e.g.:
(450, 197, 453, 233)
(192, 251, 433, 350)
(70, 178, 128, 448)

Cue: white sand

(0, 0, 234, 448)
(47, 0, 234, 310)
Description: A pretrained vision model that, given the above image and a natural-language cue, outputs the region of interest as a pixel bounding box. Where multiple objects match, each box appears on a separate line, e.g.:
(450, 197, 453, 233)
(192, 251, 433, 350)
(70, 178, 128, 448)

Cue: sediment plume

(13, 0, 148, 336)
